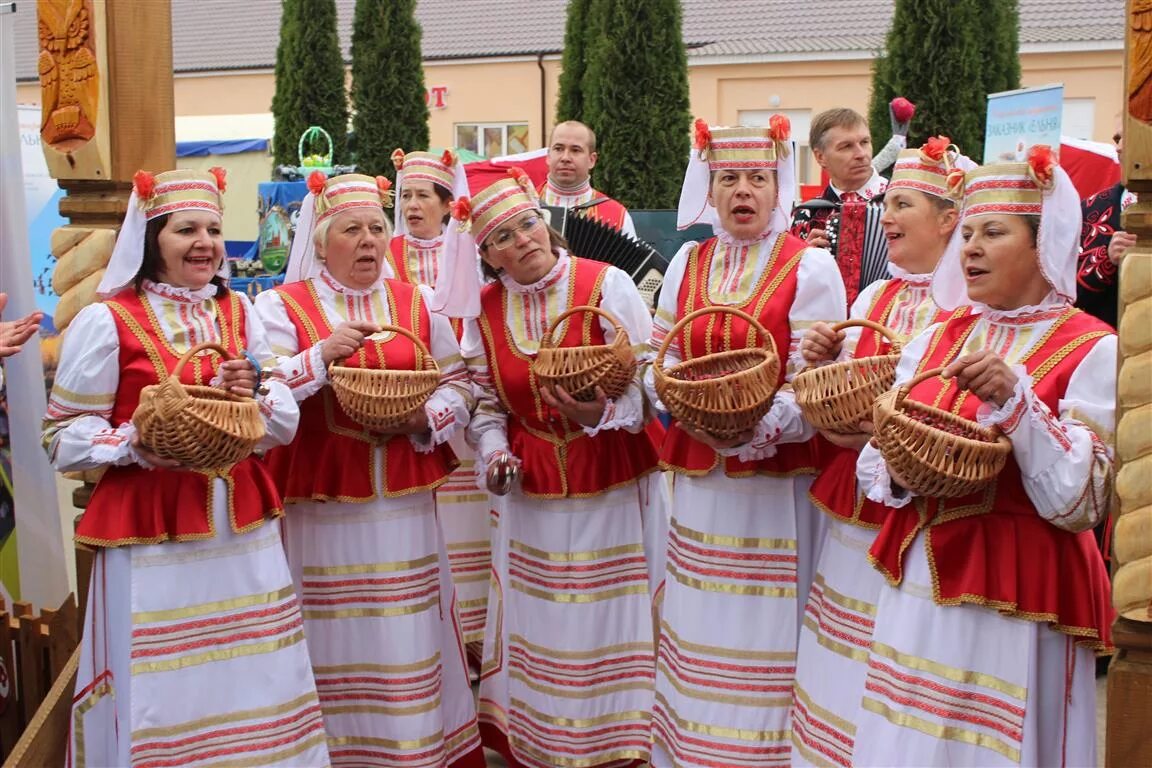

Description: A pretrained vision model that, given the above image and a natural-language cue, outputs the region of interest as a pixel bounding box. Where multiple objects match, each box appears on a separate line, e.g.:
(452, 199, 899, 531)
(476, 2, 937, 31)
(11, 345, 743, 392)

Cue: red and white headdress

(932, 145, 1080, 311)
(391, 148, 471, 236)
(284, 172, 394, 284)
(98, 168, 228, 297)
(676, 116, 795, 234)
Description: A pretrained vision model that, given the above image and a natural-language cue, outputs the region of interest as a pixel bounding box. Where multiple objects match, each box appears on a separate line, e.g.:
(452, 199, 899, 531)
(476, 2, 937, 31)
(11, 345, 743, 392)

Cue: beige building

(12, 0, 1124, 238)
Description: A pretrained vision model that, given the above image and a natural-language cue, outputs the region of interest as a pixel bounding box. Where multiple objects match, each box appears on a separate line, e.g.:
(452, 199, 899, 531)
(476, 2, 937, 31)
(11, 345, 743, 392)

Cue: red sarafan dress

(44, 282, 330, 767)
(852, 301, 1115, 767)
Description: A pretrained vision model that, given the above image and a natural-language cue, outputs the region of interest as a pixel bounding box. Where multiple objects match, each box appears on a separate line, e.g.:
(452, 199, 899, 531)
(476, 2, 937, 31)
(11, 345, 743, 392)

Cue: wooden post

(1107, 2, 1152, 765)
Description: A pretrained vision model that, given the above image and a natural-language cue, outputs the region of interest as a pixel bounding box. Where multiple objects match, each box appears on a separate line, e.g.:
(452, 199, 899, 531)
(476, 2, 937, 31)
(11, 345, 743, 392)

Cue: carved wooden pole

(1107, 2, 1152, 765)
(36, 0, 175, 622)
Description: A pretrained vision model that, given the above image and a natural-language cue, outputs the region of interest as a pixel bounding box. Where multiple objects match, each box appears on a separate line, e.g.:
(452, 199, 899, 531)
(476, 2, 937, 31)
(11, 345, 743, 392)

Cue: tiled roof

(11, 0, 1124, 82)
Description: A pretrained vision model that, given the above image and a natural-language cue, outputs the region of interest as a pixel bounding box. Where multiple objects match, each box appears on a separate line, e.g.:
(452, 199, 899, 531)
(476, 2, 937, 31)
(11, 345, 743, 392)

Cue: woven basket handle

(894, 366, 946, 410)
(831, 318, 903, 353)
(540, 305, 626, 350)
(172, 342, 233, 379)
(371, 324, 433, 368)
(655, 305, 777, 370)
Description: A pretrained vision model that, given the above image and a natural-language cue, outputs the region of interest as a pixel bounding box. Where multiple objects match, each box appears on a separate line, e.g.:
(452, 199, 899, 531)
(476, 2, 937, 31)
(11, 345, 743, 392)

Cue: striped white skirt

(436, 432, 493, 646)
(478, 475, 664, 768)
(70, 485, 330, 768)
(282, 491, 483, 767)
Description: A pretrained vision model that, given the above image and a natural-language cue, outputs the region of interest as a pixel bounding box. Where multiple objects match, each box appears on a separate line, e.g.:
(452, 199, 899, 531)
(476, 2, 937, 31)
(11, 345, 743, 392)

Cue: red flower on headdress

(208, 166, 227, 192)
(768, 114, 791, 142)
(693, 118, 711, 151)
(376, 176, 393, 193)
(921, 136, 950, 163)
(1027, 144, 1056, 188)
(391, 148, 406, 171)
(441, 149, 456, 166)
(307, 170, 327, 196)
(133, 170, 156, 201)
(946, 167, 966, 199)
(508, 166, 534, 196)
(451, 196, 472, 222)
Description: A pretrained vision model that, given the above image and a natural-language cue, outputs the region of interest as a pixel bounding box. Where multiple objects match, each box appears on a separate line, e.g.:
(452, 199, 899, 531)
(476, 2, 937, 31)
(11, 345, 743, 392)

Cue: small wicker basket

(872, 366, 1013, 498)
(531, 305, 636, 402)
(653, 305, 780, 441)
(794, 319, 902, 433)
(132, 342, 265, 469)
(328, 326, 440, 432)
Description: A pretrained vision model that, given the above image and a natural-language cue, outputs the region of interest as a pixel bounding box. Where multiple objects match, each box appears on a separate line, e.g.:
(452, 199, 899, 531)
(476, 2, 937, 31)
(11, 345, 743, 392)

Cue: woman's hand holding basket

(801, 322, 845, 365)
(819, 421, 873, 452)
(131, 432, 183, 469)
(216, 358, 259, 398)
(941, 351, 1019, 407)
(540, 384, 608, 428)
(321, 320, 382, 365)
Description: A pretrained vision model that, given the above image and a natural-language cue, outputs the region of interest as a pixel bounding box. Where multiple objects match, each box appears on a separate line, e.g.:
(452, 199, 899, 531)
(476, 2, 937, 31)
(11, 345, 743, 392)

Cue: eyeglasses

(486, 214, 543, 251)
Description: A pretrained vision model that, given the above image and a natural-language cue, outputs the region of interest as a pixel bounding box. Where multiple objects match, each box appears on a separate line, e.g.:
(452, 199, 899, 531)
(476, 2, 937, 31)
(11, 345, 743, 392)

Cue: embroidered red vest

(477, 257, 659, 498)
(868, 308, 1115, 648)
(809, 280, 961, 527)
(387, 236, 464, 339)
(537, 184, 629, 232)
(660, 233, 817, 477)
(262, 278, 458, 502)
(77, 289, 283, 547)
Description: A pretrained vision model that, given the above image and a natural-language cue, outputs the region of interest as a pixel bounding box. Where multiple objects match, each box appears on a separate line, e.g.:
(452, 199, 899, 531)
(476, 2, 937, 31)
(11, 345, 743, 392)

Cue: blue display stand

(256, 181, 309, 275)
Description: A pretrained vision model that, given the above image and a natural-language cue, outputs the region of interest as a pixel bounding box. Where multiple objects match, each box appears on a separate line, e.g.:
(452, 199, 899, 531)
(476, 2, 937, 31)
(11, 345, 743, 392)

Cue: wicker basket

(132, 342, 265, 469)
(653, 306, 780, 441)
(872, 366, 1013, 498)
(794, 319, 903, 432)
(328, 325, 440, 431)
(531, 305, 636, 402)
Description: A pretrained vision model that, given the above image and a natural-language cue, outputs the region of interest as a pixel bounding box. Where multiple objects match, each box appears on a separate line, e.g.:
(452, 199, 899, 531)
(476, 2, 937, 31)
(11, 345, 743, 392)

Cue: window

(739, 108, 813, 185)
(1062, 98, 1096, 141)
(455, 123, 530, 158)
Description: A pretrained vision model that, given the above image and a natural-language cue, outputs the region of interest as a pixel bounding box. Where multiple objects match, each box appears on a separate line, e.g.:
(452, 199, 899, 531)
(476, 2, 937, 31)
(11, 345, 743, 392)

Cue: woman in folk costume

(388, 148, 492, 651)
(447, 168, 665, 767)
(644, 118, 846, 767)
(252, 172, 484, 767)
(789, 137, 972, 766)
(44, 169, 330, 766)
(852, 146, 1114, 766)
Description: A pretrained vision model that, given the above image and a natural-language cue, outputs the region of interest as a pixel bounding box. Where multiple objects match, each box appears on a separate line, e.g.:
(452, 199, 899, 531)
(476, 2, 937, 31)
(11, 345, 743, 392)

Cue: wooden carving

(37, 0, 99, 153)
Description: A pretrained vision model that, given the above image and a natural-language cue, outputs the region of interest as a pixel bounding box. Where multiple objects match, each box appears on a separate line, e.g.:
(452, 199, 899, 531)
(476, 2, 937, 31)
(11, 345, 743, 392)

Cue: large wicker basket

(328, 325, 440, 432)
(653, 306, 780, 440)
(531, 305, 636, 402)
(872, 366, 1013, 498)
(794, 319, 902, 433)
(132, 342, 265, 469)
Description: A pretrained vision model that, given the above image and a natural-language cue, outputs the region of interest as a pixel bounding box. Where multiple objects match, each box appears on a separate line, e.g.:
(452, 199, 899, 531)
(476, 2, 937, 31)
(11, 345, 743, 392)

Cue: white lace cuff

(975, 365, 1031, 435)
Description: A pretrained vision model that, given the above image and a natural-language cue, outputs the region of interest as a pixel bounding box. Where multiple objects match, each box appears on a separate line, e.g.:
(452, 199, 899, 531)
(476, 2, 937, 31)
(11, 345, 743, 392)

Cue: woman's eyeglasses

(487, 215, 543, 251)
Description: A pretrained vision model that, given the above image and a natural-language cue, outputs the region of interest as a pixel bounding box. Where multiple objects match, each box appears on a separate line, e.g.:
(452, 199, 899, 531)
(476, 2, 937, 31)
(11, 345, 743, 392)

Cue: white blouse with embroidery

(43, 281, 298, 472)
(253, 270, 472, 452)
(644, 230, 847, 462)
(461, 252, 653, 472)
(392, 234, 444, 287)
(857, 294, 1117, 533)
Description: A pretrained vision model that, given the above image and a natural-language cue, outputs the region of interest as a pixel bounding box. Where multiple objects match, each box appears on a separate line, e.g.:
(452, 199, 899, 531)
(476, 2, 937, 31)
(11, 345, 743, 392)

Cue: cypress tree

(582, 0, 690, 209)
(270, 0, 349, 168)
(866, 0, 990, 160)
(555, 0, 593, 123)
(982, 0, 1022, 97)
(350, 0, 430, 178)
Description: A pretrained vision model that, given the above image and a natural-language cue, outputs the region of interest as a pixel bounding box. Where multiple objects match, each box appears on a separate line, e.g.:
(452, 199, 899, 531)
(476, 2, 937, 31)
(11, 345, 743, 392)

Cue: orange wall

(17, 47, 1122, 174)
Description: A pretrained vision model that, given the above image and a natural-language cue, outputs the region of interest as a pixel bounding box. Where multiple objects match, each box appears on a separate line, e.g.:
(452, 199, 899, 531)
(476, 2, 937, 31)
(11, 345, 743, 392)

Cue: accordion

(791, 197, 889, 304)
(542, 204, 668, 307)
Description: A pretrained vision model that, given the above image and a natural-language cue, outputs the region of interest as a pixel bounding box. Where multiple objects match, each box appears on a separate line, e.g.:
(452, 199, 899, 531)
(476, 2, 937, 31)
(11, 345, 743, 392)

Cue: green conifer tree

(582, 0, 690, 209)
(556, 0, 593, 123)
(270, 0, 349, 168)
(350, 0, 430, 178)
(867, 0, 1011, 161)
